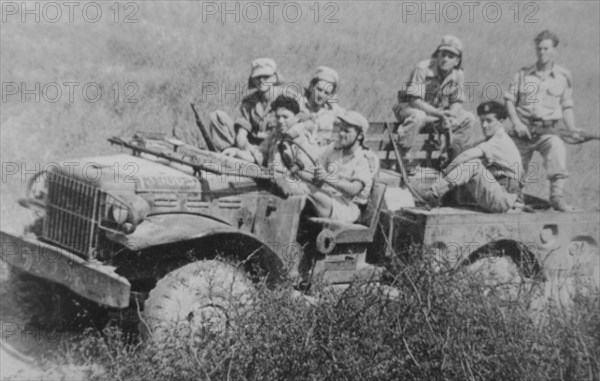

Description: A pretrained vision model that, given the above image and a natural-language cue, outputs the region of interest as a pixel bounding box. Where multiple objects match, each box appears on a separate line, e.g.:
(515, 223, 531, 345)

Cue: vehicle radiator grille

(42, 172, 106, 259)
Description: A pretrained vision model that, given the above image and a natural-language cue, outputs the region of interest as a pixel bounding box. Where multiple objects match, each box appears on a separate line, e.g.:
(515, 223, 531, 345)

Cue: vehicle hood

(55, 154, 202, 193)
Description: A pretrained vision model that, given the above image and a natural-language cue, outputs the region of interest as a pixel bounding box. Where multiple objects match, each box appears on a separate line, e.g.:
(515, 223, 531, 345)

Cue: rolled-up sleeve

(405, 66, 428, 100)
(448, 71, 466, 104)
(349, 157, 373, 189)
(560, 71, 574, 109)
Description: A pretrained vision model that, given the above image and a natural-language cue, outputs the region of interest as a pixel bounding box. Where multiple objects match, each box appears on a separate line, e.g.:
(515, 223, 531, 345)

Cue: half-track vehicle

(2, 120, 598, 334)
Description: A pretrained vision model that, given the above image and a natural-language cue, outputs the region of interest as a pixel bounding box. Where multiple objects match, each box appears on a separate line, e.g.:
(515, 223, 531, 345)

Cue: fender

(106, 213, 289, 283)
(106, 213, 267, 252)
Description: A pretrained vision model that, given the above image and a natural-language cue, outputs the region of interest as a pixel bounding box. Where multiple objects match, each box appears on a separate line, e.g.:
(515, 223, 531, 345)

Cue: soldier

(504, 30, 580, 211)
(412, 101, 524, 213)
(253, 94, 314, 166)
(294, 66, 345, 147)
(294, 111, 375, 223)
(393, 35, 478, 162)
(213, 58, 285, 154)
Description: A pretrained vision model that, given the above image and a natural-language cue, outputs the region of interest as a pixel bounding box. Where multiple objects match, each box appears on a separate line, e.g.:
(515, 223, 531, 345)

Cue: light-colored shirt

(318, 144, 373, 205)
(504, 63, 573, 121)
(404, 59, 466, 108)
(478, 128, 523, 180)
(299, 97, 345, 146)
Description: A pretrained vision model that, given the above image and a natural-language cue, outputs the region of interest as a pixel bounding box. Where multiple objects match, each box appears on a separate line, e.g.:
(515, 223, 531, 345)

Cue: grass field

(1, 1, 599, 379)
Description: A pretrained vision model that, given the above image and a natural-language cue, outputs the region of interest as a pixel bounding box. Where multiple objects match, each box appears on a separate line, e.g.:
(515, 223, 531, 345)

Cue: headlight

(27, 171, 49, 201)
(110, 203, 131, 224)
(103, 193, 151, 234)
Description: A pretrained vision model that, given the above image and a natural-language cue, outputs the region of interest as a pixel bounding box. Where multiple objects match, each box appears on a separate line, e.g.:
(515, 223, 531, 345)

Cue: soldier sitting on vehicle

(412, 101, 524, 213)
(392, 35, 478, 163)
(290, 66, 345, 148)
(252, 94, 319, 167)
(212, 58, 285, 155)
(292, 110, 375, 223)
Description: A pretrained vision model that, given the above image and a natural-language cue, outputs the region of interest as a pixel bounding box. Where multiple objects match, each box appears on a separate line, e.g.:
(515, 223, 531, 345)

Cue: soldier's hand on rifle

(512, 120, 532, 140)
(568, 127, 584, 142)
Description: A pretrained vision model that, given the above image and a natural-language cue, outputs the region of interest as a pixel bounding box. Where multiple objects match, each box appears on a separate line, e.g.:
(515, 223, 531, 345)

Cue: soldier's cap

(337, 110, 369, 134)
(476, 101, 508, 120)
(313, 66, 339, 86)
(250, 58, 277, 78)
(437, 35, 463, 56)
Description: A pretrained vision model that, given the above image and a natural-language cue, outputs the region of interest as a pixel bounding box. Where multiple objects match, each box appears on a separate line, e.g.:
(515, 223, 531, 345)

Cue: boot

(549, 178, 574, 212)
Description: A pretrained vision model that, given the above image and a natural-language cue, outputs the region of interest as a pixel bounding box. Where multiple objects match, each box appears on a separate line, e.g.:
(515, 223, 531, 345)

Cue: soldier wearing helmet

(293, 110, 375, 223)
(297, 66, 346, 147)
(393, 35, 478, 163)
(212, 57, 287, 155)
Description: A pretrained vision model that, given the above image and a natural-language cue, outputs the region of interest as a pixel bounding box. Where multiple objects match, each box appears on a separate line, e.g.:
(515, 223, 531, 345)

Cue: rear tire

(141, 260, 254, 340)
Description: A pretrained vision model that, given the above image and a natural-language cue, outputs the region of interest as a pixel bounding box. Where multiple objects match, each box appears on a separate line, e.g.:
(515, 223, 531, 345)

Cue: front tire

(141, 260, 254, 339)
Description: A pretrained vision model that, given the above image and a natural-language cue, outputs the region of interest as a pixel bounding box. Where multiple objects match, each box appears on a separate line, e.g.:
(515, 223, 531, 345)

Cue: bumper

(0, 230, 130, 309)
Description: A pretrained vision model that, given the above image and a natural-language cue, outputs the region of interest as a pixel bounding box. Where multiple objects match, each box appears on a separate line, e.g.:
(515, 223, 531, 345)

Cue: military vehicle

(2, 120, 598, 335)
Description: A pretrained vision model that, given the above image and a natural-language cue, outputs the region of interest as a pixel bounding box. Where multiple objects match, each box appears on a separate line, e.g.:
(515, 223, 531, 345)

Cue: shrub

(51, 255, 599, 381)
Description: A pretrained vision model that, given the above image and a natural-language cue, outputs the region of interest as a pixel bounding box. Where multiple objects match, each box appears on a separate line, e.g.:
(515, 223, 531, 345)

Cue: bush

(51, 255, 599, 381)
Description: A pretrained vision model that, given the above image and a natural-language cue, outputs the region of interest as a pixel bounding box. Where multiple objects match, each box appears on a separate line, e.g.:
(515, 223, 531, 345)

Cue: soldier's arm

(442, 146, 484, 176)
(405, 63, 447, 120)
(505, 99, 531, 139)
(235, 128, 250, 150)
(563, 108, 576, 131)
(560, 70, 577, 131)
(446, 70, 466, 114)
(409, 98, 446, 120)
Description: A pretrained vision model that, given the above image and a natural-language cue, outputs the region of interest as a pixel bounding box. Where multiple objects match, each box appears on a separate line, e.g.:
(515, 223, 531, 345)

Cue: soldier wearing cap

(292, 66, 346, 147)
(293, 110, 375, 223)
(412, 101, 524, 213)
(212, 58, 286, 156)
(504, 30, 580, 211)
(393, 35, 477, 163)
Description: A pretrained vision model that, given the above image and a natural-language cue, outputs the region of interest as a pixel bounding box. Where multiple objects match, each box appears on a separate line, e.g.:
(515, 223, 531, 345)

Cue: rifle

(555, 129, 600, 145)
(190, 103, 217, 152)
(385, 122, 431, 209)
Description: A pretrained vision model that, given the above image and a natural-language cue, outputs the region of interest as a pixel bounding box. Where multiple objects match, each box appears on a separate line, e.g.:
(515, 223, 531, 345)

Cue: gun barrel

(556, 129, 600, 144)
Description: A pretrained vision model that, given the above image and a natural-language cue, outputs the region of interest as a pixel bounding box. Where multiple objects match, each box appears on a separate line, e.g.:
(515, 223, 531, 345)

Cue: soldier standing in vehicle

(392, 35, 478, 162)
(504, 30, 581, 211)
(412, 101, 524, 213)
